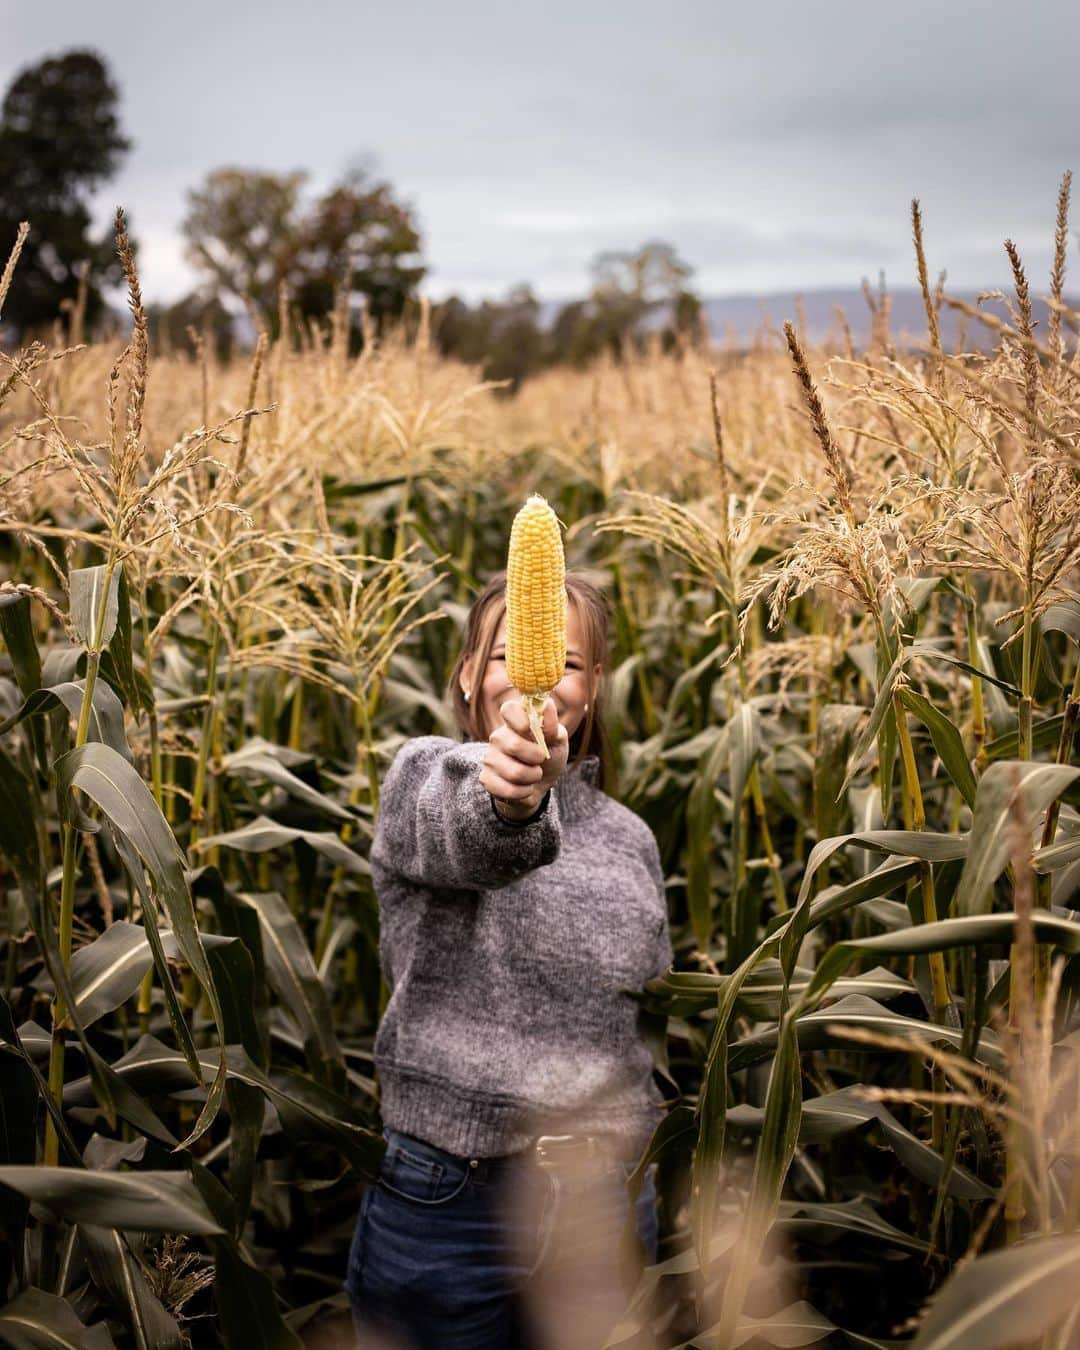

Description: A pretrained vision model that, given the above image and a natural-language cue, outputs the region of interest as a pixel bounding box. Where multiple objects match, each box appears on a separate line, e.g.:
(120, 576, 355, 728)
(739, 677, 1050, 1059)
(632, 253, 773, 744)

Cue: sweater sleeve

(643, 834, 675, 978)
(371, 736, 561, 892)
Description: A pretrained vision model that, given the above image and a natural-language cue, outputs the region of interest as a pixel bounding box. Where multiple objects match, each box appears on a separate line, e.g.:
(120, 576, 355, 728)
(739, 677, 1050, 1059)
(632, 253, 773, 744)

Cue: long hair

(445, 570, 616, 794)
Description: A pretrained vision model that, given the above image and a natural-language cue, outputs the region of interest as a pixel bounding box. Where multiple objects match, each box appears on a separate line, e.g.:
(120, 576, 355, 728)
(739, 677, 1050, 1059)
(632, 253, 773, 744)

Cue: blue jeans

(345, 1127, 659, 1349)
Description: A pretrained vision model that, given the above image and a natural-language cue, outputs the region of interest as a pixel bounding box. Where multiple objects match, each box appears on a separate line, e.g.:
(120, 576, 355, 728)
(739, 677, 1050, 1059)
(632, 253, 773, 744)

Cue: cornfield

(0, 180, 1078, 1349)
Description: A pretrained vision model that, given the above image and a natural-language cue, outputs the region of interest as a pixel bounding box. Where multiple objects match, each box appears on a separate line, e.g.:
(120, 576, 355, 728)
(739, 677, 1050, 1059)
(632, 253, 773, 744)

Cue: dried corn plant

(1, 178, 1078, 1349)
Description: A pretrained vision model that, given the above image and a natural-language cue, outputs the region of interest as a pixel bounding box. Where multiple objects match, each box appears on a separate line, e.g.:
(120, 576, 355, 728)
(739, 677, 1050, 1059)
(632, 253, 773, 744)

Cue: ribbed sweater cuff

(489, 788, 551, 828)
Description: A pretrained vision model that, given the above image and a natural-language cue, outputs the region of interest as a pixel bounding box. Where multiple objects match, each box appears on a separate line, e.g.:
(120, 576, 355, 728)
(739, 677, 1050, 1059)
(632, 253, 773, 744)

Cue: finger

(479, 766, 541, 802)
(541, 696, 560, 741)
(499, 698, 531, 736)
(489, 724, 546, 766)
(486, 747, 544, 786)
(542, 724, 568, 773)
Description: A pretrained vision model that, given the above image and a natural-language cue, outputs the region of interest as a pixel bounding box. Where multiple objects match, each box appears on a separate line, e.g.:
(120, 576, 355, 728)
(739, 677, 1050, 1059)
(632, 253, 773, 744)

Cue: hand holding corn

(480, 695, 568, 818)
(505, 493, 567, 757)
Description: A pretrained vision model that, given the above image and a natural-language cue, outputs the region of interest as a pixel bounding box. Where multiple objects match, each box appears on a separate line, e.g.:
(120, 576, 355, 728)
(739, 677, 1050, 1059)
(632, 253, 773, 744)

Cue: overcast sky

(5, 1, 1077, 304)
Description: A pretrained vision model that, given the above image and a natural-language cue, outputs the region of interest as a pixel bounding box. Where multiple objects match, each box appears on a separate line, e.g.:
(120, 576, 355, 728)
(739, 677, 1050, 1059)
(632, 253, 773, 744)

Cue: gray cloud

(4, 0, 1077, 304)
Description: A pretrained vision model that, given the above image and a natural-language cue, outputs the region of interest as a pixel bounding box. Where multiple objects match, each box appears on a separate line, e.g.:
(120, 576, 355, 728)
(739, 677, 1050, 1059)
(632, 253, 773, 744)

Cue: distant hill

(700, 287, 1074, 351)
(540, 287, 1075, 353)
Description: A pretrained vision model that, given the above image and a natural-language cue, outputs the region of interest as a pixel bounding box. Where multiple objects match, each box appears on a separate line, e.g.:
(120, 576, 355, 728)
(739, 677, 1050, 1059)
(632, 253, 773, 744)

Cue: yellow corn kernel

(505, 493, 566, 756)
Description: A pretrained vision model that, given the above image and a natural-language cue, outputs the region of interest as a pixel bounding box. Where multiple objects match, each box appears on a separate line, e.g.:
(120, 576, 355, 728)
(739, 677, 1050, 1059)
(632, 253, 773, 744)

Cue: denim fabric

(345, 1127, 659, 1349)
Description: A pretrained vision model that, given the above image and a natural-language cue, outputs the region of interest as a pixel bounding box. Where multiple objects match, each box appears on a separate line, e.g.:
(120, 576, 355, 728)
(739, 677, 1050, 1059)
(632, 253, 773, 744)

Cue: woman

(345, 570, 674, 1349)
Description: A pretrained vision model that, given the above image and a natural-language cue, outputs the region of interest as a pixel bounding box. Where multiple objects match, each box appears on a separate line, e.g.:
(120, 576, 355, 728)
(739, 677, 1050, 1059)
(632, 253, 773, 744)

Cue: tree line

(0, 49, 705, 386)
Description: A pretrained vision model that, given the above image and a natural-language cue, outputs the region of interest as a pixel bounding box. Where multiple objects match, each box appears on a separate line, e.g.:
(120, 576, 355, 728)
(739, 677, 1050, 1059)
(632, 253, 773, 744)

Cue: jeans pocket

(377, 1130, 473, 1207)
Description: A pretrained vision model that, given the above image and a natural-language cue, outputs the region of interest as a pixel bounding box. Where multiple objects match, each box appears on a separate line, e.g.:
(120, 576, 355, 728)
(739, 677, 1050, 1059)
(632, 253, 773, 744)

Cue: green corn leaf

(222, 738, 355, 822)
(205, 1234, 304, 1350)
(0, 1007, 82, 1170)
(0, 747, 117, 1130)
(0, 593, 48, 773)
(53, 742, 228, 1148)
(803, 913, 1080, 1015)
(63, 1035, 201, 1103)
(0, 593, 43, 697)
(0, 679, 132, 762)
(838, 645, 905, 801)
(1034, 831, 1080, 873)
(815, 704, 864, 841)
(728, 699, 761, 896)
(80, 1225, 184, 1350)
(898, 685, 978, 809)
(728, 1085, 992, 1200)
(777, 1196, 929, 1255)
(728, 993, 1005, 1073)
(659, 642, 725, 743)
(953, 761, 1080, 915)
(911, 1233, 1080, 1349)
(766, 854, 919, 939)
(322, 471, 413, 499)
(0, 1286, 101, 1349)
(65, 1052, 179, 1149)
(0, 1167, 225, 1234)
(1039, 599, 1080, 644)
(910, 638, 1024, 698)
(686, 725, 730, 951)
(69, 565, 121, 653)
(690, 822, 965, 1276)
(713, 1003, 802, 1345)
(238, 890, 345, 1089)
(63, 1038, 383, 1180)
(0, 999, 35, 1284)
(99, 563, 146, 714)
(193, 815, 369, 873)
(984, 714, 1067, 761)
(66, 922, 152, 1026)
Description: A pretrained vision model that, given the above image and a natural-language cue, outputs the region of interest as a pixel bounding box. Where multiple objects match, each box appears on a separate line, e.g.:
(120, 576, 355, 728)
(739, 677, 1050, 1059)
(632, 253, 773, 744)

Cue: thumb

(541, 696, 561, 743)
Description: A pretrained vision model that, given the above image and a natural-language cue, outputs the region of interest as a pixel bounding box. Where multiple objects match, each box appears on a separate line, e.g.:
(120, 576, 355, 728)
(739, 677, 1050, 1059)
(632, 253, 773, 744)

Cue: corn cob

(505, 493, 566, 757)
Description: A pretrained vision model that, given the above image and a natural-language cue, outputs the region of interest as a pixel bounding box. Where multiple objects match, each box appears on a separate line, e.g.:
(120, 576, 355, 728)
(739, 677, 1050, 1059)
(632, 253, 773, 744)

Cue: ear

(459, 655, 475, 699)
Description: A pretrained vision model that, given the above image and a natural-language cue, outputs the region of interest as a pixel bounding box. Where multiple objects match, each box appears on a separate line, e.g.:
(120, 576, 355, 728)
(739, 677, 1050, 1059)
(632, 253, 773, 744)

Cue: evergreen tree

(0, 50, 131, 339)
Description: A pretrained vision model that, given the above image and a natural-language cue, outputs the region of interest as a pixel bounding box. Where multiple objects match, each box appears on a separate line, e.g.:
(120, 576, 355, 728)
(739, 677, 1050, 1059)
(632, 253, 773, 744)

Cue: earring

(583, 702, 589, 712)
(463, 689, 471, 703)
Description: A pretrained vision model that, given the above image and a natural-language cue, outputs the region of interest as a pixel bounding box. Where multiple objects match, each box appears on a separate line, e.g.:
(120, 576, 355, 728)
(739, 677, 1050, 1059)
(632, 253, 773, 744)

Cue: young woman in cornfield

(344, 540, 674, 1348)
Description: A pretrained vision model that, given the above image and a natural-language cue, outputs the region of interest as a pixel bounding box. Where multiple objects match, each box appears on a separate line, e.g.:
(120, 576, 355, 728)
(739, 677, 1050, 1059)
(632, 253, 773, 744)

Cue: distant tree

(289, 169, 425, 331)
(182, 165, 425, 342)
(664, 288, 706, 351)
(547, 298, 605, 367)
(0, 49, 131, 340)
(146, 290, 235, 363)
(591, 239, 693, 308)
(181, 169, 307, 321)
(431, 254, 704, 385)
(487, 284, 544, 387)
(430, 295, 484, 361)
(542, 243, 703, 367)
(431, 284, 544, 390)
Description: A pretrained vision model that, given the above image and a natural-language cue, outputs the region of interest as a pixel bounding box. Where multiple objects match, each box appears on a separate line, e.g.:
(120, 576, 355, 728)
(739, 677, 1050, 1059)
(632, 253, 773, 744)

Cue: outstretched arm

(371, 736, 562, 892)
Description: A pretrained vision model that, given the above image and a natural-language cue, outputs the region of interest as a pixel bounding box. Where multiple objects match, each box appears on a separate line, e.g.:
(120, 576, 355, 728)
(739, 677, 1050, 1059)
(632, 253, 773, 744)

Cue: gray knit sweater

(369, 735, 674, 1159)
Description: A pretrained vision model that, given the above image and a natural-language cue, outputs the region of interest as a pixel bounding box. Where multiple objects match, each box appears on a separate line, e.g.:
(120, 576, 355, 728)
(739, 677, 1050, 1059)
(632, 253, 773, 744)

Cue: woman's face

(462, 600, 600, 741)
